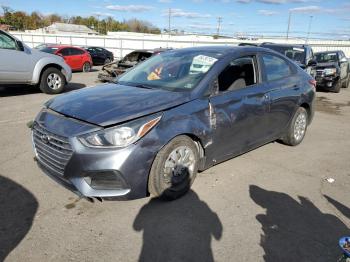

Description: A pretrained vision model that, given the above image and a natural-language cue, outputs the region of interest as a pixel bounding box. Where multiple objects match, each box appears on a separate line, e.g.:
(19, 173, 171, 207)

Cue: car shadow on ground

(324, 195, 350, 221)
(133, 190, 223, 262)
(250, 185, 349, 262)
(0, 175, 38, 261)
(0, 83, 86, 97)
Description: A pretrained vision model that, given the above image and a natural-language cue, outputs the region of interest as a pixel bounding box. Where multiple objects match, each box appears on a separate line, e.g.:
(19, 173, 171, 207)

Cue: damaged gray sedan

(31, 46, 315, 200)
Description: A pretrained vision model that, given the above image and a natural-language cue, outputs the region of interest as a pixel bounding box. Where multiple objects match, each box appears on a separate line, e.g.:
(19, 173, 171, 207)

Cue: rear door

(69, 48, 85, 70)
(208, 53, 271, 162)
(0, 31, 31, 83)
(58, 48, 74, 69)
(259, 52, 301, 139)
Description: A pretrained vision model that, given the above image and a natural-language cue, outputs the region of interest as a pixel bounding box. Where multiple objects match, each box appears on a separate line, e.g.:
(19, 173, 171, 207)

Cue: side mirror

(340, 57, 348, 63)
(16, 41, 25, 51)
(57, 53, 63, 57)
(307, 59, 317, 67)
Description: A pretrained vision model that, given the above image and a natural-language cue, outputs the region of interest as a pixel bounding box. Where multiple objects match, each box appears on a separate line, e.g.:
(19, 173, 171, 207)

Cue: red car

(39, 45, 93, 72)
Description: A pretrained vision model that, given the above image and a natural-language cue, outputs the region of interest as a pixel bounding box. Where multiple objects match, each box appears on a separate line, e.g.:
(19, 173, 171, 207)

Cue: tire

(39, 67, 65, 94)
(104, 58, 111, 64)
(282, 107, 308, 146)
(345, 75, 350, 88)
(148, 135, 199, 200)
(333, 80, 341, 93)
(82, 62, 91, 73)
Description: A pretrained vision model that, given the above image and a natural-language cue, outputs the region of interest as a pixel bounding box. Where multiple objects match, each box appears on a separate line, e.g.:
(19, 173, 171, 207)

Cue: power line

(216, 17, 222, 36)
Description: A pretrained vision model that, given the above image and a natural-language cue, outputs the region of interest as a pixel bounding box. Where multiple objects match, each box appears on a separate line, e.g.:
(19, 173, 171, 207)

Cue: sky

(1, 0, 350, 39)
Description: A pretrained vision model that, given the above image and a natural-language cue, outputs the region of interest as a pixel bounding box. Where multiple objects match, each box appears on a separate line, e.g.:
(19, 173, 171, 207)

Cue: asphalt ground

(1, 67, 350, 262)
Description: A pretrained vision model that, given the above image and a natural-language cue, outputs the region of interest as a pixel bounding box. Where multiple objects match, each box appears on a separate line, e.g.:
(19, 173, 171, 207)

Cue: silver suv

(0, 30, 72, 94)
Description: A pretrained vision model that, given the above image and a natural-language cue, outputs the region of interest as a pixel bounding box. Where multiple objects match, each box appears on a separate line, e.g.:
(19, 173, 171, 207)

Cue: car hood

(316, 62, 338, 69)
(47, 84, 192, 127)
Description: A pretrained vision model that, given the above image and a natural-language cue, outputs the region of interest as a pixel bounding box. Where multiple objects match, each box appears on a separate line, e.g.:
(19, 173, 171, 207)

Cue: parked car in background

(260, 43, 317, 77)
(98, 48, 170, 82)
(84, 47, 114, 65)
(31, 46, 315, 201)
(0, 30, 72, 94)
(314, 50, 349, 92)
(39, 45, 93, 72)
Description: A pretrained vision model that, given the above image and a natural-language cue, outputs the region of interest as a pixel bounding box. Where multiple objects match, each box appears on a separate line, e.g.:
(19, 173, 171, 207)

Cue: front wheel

(334, 80, 341, 93)
(104, 58, 111, 64)
(282, 107, 308, 146)
(39, 67, 65, 94)
(148, 136, 199, 200)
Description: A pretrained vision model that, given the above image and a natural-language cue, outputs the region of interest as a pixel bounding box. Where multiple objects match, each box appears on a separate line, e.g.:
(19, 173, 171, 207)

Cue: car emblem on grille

(41, 134, 51, 144)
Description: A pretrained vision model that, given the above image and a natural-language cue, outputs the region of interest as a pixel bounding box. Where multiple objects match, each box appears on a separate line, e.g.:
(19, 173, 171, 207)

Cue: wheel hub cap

(294, 112, 307, 141)
(163, 146, 195, 185)
(47, 73, 62, 90)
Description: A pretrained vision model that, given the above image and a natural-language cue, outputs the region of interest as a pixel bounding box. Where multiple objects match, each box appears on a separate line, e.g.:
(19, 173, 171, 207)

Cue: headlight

(324, 68, 337, 76)
(79, 114, 162, 148)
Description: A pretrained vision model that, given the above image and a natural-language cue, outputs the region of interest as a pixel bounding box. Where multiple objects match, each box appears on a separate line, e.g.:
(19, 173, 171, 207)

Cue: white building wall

(11, 31, 350, 59)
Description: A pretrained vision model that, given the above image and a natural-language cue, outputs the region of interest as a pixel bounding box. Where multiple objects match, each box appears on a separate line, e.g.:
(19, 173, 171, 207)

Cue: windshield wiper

(132, 83, 155, 89)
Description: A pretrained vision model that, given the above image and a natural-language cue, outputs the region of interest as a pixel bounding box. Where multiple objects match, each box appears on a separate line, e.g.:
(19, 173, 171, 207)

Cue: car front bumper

(315, 75, 339, 89)
(31, 109, 160, 200)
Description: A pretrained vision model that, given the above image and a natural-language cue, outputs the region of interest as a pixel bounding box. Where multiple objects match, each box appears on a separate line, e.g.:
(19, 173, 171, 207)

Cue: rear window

(262, 54, 292, 82)
(70, 48, 85, 55)
(262, 45, 306, 64)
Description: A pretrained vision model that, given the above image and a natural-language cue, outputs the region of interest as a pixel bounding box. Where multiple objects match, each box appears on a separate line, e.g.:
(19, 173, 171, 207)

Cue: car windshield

(315, 52, 338, 63)
(263, 45, 306, 64)
(117, 50, 223, 91)
(39, 47, 59, 54)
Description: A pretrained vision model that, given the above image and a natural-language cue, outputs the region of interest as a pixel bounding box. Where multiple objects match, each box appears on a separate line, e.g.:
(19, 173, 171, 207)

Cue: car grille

(32, 123, 73, 177)
(316, 70, 324, 77)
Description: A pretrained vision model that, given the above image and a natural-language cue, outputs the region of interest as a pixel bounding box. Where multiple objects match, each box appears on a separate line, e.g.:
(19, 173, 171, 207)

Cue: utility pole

(286, 11, 291, 40)
(216, 17, 222, 37)
(168, 8, 171, 37)
(306, 15, 313, 43)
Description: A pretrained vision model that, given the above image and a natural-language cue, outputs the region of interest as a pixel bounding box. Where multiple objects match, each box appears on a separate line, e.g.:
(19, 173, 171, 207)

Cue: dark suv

(260, 43, 317, 77)
(314, 50, 349, 93)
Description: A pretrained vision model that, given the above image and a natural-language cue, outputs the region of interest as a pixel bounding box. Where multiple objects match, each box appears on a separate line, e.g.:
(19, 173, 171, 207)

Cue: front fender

(31, 57, 72, 84)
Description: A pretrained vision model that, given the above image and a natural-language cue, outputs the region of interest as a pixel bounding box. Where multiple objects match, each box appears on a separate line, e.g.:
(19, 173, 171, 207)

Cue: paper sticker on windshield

(293, 47, 304, 52)
(190, 55, 218, 74)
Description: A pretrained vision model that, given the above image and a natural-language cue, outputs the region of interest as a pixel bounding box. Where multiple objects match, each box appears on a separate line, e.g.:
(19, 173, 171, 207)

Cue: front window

(0, 32, 17, 50)
(315, 52, 338, 63)
(117, 50, 223, 91)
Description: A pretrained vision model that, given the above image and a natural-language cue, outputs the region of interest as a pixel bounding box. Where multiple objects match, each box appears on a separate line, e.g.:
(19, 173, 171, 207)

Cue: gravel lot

(1, 68, 350, 262)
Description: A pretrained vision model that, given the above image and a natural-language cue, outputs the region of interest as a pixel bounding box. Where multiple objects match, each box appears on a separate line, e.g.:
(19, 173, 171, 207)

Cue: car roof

(46, 45, 86, 51)
(162, 45, 269, 55)
(260, 43, 309, 49)
(315, 50, 341, 54)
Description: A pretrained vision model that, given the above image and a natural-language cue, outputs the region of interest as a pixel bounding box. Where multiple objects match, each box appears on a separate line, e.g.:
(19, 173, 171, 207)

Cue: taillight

(309, 79, 316, 91)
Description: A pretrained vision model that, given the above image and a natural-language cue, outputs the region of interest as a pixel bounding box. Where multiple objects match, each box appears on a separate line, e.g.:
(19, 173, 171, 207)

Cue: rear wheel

(345, 75, 350, 88)
(282, 107, 308, 146)
(82, 62, 91, 72)
(148, 136, 199, 200)
(39, 67, 65, 94)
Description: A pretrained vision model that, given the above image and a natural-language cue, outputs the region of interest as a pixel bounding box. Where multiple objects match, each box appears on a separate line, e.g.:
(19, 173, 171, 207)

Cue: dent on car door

(260, 53, 300, 139)
(0, 32, 31, 82)
(207, 55, 270, 163)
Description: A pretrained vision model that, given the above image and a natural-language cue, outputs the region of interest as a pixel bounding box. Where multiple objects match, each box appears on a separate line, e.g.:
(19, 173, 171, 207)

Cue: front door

(0, 31, 31, 83)
(207, 55, 271, 163)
